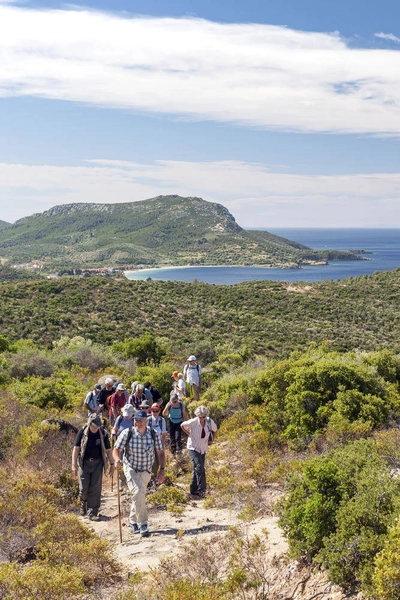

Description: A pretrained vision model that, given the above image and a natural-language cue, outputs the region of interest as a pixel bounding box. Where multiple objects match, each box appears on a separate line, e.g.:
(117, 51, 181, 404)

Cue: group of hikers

(71, 355, 217, 538)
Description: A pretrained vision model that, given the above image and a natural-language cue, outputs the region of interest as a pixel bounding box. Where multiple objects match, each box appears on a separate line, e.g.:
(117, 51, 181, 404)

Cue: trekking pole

(111, 435, 115, 493)
(117, 468, 122, 543)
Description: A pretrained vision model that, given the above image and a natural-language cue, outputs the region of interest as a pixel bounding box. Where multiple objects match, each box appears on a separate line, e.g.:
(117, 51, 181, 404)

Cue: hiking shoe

(130, 522, 140, 534)
(140, 523, 150, 537)
(80, 502, 87, 516)
(89, 514, 100, 521)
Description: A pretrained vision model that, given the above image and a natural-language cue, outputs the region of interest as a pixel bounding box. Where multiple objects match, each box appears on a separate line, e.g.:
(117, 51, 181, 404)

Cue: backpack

(125, 426, 157, 447)
(206, 417, 214, 444)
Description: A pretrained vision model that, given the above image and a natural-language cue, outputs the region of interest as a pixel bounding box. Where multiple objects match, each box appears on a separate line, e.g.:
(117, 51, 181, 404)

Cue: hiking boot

(140, 523, 150, 537)
(130, 522, 140, 534)
(80, 501, 87, 516)
(89, 514, 100, 521)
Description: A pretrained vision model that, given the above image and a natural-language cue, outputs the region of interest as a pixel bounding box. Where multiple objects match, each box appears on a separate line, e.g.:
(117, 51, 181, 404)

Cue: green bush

(113, 332, 166, 365)
(250, 346, 394, 449)
(279, 437, 400, 591)
(372, 518, 400, 600)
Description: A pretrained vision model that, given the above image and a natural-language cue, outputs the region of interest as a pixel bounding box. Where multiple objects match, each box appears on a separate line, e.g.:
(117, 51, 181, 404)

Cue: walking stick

(117, 468, 123, 543)
(111, 435, 115, 493)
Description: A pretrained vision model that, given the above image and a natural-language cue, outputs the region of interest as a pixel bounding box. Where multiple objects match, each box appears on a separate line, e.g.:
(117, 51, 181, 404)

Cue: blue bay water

(126, 229, 400, 285)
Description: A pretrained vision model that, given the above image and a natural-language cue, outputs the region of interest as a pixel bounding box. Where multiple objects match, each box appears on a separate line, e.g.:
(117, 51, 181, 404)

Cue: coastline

(124, 264, 285, 277)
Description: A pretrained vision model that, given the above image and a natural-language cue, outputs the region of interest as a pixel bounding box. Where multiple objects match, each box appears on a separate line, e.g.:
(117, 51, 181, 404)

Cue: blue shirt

(167, 401, 185, 424)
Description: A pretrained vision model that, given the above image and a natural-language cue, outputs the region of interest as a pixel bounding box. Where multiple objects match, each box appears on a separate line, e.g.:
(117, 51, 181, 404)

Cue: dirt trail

(83, 478, 362, 599)
(84, 479, 287, 572)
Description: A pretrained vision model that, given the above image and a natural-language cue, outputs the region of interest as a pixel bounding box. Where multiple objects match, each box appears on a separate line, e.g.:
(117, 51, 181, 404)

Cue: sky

(1, 1, 400, 227)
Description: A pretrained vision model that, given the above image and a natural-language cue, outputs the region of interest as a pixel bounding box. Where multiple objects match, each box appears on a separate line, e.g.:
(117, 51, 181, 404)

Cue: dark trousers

(169, 421, 183, 454)
(79, 458, 103, 516)
(188, 450, 206, 496)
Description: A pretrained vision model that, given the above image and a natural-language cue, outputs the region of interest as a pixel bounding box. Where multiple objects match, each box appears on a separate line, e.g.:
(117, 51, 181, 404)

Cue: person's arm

(112, 446, 122, 468)
(84, 392, 97, 414)
(71, 446, 80, 477)
(106, 448, 116, 476)
(162, 403, 170, 417)
(111, 397, 119, 420)
(156, 449, 166, 483)
(181, 421, 190, 436)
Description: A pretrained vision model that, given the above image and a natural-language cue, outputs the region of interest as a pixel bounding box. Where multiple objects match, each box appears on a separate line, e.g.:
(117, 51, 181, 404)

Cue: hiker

(71, 414, 115, 520)
(98, 377, 115, 416)
(143, 383, 153, 402)
(139, 399, 152, 414)
(111, 403, 135, 441)
(83, 384, 102, 417)
(144, 381, 163, 405)
(181, 405, 217, 499)
(108, 383, 127, 425)
(183, 355, 202, 401)
(172, 371, 186, 398)
(162, 391, 189, 455)
(112, 410, 166, 537)
(148, 404, 167, 448)
(111, 403, 135, 491)
(129, 383, 147, 409)
(148, 403, 167, 478)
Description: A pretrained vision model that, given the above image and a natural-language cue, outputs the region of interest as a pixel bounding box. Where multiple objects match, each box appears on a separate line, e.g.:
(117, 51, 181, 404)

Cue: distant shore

(124, 264, 282, 277)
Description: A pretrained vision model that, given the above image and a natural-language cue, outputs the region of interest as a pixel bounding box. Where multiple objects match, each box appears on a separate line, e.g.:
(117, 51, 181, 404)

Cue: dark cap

(143, 381, 151, 389)
(88, 414, 102, 427)
(134, 410, 148, 419)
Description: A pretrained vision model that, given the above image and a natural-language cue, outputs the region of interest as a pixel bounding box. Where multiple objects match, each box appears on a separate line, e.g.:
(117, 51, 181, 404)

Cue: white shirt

(184, 363, 202, 386)
(182, 416, 217, 454)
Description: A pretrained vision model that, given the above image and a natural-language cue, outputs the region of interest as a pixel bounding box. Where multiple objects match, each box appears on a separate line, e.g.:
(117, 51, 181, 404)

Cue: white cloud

(0, 6, 400, 134)
(375, 32, 400, 43)
(1, 159, 400, 227)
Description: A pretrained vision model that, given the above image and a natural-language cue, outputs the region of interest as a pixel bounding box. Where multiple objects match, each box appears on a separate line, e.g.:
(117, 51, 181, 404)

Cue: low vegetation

(2, 269, 400, 597)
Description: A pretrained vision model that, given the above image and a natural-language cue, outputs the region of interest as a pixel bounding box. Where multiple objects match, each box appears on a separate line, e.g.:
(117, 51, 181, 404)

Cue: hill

(0, 195, 359, 270)
(0, 267, 399, 353)
(0, 219, 10, 231)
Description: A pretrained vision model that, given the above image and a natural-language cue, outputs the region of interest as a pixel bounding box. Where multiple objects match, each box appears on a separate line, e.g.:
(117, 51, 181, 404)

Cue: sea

(125, 229, 400, 285)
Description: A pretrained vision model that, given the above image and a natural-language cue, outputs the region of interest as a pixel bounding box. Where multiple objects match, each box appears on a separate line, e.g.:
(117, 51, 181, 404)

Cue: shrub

(372, 518, 400, 600)
(0, 562, 85, 600)
(113, 332, 166, 366)
(279, 437, 400, 591)
(7, 348, 55, 379)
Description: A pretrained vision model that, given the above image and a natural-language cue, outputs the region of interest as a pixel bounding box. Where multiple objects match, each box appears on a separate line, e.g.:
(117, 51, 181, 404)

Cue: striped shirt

(115, 426, 162, 471)
(182, 417, 217, 455)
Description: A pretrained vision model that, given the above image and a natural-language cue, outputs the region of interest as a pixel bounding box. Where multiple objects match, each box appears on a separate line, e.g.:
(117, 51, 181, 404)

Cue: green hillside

(0, 195, 359, 269)
(0, 267, 399, 353)
(0, 219, 10, 231)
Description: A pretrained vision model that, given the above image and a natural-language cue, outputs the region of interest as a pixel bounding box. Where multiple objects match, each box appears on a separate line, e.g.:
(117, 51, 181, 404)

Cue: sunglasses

(151, 410, 160, 413)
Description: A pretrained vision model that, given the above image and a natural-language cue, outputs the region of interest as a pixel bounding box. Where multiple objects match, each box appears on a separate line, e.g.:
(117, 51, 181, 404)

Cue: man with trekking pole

(112, 410, 166, 538)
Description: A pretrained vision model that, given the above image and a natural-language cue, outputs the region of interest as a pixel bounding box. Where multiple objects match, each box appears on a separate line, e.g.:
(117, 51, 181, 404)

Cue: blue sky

(1, 0, 400, 227)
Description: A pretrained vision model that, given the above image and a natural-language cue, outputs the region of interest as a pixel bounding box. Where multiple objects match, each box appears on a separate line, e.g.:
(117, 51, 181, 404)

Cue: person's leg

(86, 460, 103, 516)
(192, 384, 200, 401)
(124, 465, 151, 526)
(175, 422, 183, 452)
(169, 422, 177, 454)
(188, 450, 204, 496)
(198, 453, 206, 496)
(78, 464, 89, 514)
